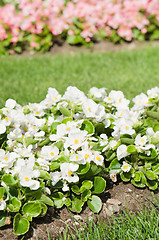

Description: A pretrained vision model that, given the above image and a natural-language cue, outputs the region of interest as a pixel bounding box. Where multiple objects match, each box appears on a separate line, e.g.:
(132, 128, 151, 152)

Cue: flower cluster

(0, 0, 159, 53)
(0, 85, 159, 235)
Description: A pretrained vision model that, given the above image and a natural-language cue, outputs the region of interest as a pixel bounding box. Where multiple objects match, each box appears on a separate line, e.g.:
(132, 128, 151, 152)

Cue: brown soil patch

(0, 180, 158, 240)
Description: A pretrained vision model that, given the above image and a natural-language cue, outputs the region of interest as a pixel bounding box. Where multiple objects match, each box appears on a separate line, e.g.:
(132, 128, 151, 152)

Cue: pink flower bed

(0, 0, 159, 53)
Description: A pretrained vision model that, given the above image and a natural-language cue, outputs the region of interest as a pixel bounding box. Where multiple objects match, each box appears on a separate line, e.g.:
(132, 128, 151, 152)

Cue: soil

(0, 179, 158, 240)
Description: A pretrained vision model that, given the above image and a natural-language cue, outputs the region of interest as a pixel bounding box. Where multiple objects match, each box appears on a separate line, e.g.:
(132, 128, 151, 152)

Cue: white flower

(147, 87, 159, 98)
(42, 88, 61, 108)
(41, 146, 59, 160)
(50, 171, 62, 185)
(135, 134, 147, 146)
(132, 93, 152, 110)
(121, 161, 131, 172)
(88, 87, 107, 101)
(0, 123, 6, 134)
(62, 181, 69, 192)
(0, 199, 6, 210)
(60, 163, 79, 183)
(100, 134, 108, 146)
(19, 169, 40, 190)
(63, 86, 87, 104)
(64, 129, 87, 151)
(93, 151, 104, 166)
(117, 144, 130, 160)
(5, 99, 16, 109)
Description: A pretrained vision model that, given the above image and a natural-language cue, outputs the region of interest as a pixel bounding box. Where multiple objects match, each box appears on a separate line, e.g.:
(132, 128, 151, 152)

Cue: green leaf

(93, 177, 106, 194)
(52, 192, 64, 208)
(81, 189, 91, 202)
(94, 123, 106, 134)
(13, 213, 30, 236)
(50, 161, 60, 171)
(150, 137, 159, 145)
(127, 145, 137, 154)
(83, 164, 103, 179)
(24, 138, 39, 147)
(70, 198, 84, 213)
(81, 120, 95, 134)
(146, 111, 159, 120)
(131, 179, 146, 188)
(2, 174, 18, 186)
(67, 35, 84, 45)
(120, 168, 134, 182)
(50, 122, 61, 134)
(38, 138, 50, 147)
(61, 117, 73, 124)
(40, 202, 47, 217)
(81, 180, 93, 191)
(133, 171, 141, 182)
(145, 170, 157, 180)
(39, 170, 51, 180)
(0, 187, 5, 198)
(0, 212, 7, 227)
(22, 201, 41, 218)
(7, 197, 21, 212)
(87, 195, 102, 213)
(109, 158, 121, 172)
(152, 163, 159, 175)
(77, 162, 90, 175)
(59, 107, 72, 117)
(53, 141, 63, 150)
(39, 195, 54, 206)
(146, 179, 158, 190)
(120, 138, 135, 145)
(71, 185, 80, 195)
(64, 198, 71, 207)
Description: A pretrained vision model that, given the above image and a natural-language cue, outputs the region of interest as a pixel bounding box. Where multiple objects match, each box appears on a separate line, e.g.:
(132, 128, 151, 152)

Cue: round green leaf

(22, 201, 41, 218)
(13, 213, 30, 236)
(7, 197, 21, 212)
(81, 120, 94, 134)
(77, 162, 90, 175)
(2, 174, 17, 186)
(87, 195, 102, 213)
(93, 177, 106, 194)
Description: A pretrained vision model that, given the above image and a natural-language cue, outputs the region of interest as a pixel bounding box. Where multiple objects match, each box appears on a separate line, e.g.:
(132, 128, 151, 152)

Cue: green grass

(56, 206, 159, 240)
(0, 45, 159, 107)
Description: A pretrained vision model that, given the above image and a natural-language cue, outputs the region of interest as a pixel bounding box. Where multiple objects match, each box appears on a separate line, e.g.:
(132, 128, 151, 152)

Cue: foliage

(0, 86, 159, 236)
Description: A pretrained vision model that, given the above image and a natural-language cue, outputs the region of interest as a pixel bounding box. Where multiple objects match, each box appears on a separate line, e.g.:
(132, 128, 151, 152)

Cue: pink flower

(30, 42, 38, 48)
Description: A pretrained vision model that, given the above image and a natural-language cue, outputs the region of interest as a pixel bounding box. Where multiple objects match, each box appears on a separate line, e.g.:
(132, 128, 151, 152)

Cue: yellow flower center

(125, 125, 129, 130)
(119, 98, 122, 103)
(141, 138, 145, 143)
(54, 96, 57, 100)
(88, 107, 91, 111)
(84, 154, 89, 159)
(120, 113, 123, 117)
(108, 98, 111, 101)
(74, 139, 79, 144)
(24, 177, 29, 181)
(123, 165, 128, 169)
(0, 198, 4, 201)
(4, 157, 8, 161)
(66, 127, 70, 130)
(76, 156, 79, 160)
(68, 171, 72, 176)
(96, 156, 101, 161)
(24, 127, 27, 132)
(5, 117, 9, 121)
(36, 111, 40, 115)
(22, 134, 24, 138)
(50, 152, 54, 156)
(147, 102, 150, 105)
(33, 126, 36, 129)
(138, 100, 141, 104)
(70, 152, 73, 155)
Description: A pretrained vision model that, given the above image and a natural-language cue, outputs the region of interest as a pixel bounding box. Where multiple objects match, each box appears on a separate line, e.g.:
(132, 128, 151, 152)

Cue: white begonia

(0, 150, 17, 172)
(117, 144, 130, 160)
(42, 87, 61, 108)
(135, 134, 147, 146)
(63, 86, 87, 104)
(0, 123, 6, 134)
(147, 87, 159, 98)
(121, 161, 132, 172)
(132, 93, 152, 110)
(77, 149, 93, 164)
(50, 171, 62, 185)
(100, 134, 108, 146)
(28, 103, 45, 117)
(88, 87, 107, 101)
(112, 118, 135, 139)
(57, 101, 68, 110)
(0, 199, 6, 210)
(5, 99, 16, 109)
(64, 129, 87, 151)
(82, 99, 99, 118)
(62, 181, 69, 192)
(40, 145, 59, 160)
(93, 151, 104, 166)
(60, 162, 79, 183)
(37, 157, 50, 171)
(70, 152, 83, 164)
(19, 169, 40, 190)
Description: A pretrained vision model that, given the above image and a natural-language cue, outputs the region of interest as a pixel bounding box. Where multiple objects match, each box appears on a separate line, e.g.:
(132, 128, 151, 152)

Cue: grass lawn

(0, 45, 159, 108)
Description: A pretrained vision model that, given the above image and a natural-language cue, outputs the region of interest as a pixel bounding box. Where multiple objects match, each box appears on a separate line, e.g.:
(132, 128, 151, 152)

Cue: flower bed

(0, 0, 159, 54)
(0, 85, 159, 235)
